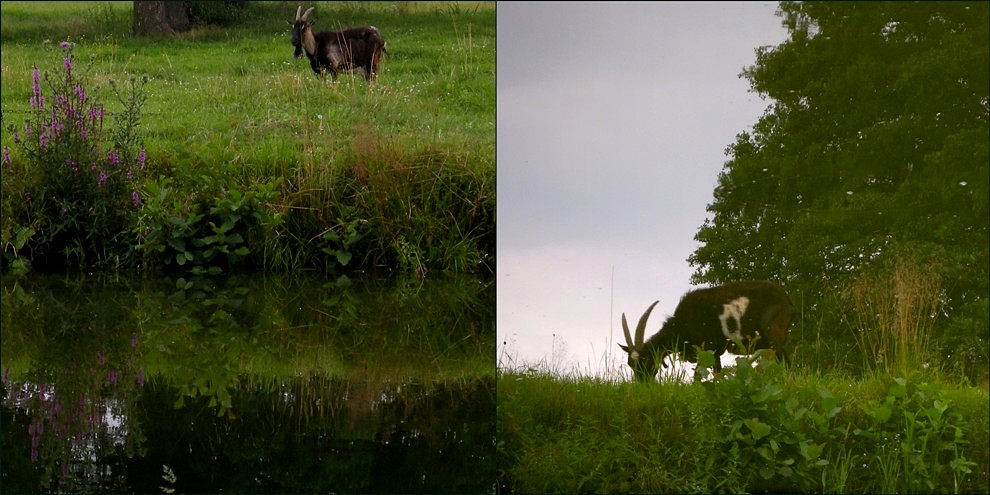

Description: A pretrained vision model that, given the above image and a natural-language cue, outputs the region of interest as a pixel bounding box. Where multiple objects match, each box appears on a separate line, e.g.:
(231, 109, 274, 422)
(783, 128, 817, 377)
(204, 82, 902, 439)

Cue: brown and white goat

(619, 280, 796, 382)
(288, 6, 387, 82)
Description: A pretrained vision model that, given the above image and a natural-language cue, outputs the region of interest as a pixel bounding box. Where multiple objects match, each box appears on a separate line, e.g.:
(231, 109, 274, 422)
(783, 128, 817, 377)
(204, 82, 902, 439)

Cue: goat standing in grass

(619, 280, 796, 382)
(288, 5, 387, 83)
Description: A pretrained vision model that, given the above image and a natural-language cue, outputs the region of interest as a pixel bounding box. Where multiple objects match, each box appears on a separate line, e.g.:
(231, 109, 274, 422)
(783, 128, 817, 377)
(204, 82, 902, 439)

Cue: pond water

(1, 272, 495, 493)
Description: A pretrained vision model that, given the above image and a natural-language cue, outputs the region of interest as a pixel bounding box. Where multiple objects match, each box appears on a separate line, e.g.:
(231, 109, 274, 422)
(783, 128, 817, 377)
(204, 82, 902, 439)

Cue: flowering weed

(2, 41, 150, 270)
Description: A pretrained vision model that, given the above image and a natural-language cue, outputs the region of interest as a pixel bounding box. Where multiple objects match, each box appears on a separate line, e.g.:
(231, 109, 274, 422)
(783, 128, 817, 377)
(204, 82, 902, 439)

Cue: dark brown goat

(619, 280, 796, 382)
(288, 6, 387, 82)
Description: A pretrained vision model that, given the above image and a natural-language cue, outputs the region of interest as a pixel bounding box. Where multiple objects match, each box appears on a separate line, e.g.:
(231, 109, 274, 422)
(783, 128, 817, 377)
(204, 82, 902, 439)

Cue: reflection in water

(1, 273, 494, 493)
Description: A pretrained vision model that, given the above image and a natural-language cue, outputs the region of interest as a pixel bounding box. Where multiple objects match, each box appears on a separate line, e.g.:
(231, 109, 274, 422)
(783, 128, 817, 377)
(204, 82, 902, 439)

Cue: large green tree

(690, 2, 988, 368)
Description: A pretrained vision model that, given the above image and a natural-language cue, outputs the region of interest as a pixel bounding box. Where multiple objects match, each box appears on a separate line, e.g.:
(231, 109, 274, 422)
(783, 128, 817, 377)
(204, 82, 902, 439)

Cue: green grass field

(1, 1, 494, 274)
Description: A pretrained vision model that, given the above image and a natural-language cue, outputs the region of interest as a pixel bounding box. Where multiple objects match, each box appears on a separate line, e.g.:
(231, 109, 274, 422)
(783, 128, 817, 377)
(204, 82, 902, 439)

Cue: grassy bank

(497, 356, 989, 494)
(1, 1, 494, 275)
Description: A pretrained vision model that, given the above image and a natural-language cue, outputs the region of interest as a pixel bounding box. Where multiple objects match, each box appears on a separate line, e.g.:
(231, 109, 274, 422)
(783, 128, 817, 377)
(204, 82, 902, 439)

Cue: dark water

(1, 273, 495, 493)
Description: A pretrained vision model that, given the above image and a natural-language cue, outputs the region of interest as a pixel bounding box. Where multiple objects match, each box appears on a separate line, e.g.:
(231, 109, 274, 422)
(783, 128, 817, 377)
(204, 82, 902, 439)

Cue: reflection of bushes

(126, 375, 494, 493)
(1, 272, 494, 491)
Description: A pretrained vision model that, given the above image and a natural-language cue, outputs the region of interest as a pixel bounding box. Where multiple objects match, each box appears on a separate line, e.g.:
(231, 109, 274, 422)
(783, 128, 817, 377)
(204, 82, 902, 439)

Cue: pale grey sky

(496, 2, 791, 378)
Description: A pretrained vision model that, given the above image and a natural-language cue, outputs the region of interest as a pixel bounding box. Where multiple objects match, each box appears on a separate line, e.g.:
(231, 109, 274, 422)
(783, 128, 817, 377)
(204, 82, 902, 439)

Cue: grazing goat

(288, 5, 387, 82)
(619, 280, 796, 382)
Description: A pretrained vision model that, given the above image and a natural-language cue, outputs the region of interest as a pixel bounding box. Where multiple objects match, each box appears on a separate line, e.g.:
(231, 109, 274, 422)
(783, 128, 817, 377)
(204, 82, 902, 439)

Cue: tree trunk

(133, 1, 190, 36)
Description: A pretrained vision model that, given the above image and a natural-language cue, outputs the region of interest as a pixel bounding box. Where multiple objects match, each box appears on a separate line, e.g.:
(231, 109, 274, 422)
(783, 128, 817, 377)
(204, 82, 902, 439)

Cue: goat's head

(618, 300, 663, 382)
(288, 6, 315, 59)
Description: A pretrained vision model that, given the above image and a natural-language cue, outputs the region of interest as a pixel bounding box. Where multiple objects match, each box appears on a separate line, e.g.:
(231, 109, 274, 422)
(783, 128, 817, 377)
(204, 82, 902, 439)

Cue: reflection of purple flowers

(29, 420, 43, 462)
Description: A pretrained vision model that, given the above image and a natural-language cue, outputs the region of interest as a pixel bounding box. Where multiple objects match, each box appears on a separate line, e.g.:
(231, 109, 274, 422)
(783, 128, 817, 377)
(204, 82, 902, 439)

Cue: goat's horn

(621, 313, 634, 350)
(635, 300, 659, 347)
(295, 5, 302, 21)
(301, 7, 315, 21)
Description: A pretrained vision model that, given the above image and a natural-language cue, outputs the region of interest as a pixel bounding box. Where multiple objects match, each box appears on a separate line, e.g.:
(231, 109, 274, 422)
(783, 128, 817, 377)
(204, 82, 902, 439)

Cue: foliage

(498, 353, 989, 494)
(133, 174, 281, 274)
(2, 42, 149, 270)
(689, 2, 989, 377)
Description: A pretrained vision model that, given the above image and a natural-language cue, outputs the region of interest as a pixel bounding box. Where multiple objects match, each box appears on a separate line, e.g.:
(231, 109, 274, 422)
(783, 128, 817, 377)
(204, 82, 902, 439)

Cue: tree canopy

(689, 2, 988, 367)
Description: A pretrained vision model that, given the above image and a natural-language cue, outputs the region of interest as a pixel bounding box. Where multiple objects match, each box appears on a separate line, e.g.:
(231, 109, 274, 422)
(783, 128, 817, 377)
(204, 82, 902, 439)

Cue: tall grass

(498, 354, 988, 494)
(845, 256, 944, 377)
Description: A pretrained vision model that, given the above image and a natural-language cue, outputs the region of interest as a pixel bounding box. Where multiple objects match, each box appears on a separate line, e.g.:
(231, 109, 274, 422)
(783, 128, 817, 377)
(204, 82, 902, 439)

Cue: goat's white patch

(719, 297, 750, 340)
(630, 350, 640, 362)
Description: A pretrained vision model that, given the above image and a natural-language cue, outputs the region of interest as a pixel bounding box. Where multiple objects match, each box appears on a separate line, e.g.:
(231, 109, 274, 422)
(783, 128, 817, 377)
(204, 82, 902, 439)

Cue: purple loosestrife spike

(98, 169, 107, 188)
(2, 147, 10, 165)
(138, 149, 146, 168)
(12, 130, 20, 144)
(107, 150, 119, 168)
(32, 67, 42, 98)
(131, 332, 139, 348)
(64, 56, 71, 76)
(137, 369, 145, 387)
(132, 191, 140, 207)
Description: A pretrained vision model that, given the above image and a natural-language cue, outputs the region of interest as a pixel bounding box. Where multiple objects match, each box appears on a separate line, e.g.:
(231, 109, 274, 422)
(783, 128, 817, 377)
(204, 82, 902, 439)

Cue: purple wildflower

(60, 41, 72, 50)
(107, 370, 118, 386)
(75, 85, 86, 104)
(66, 158, 78, 175)
(64, 56, 72, 76)
(98, 169, 107, 188)
(97, 350, 106, 366)
(132, 190, 140, 207)
(30, 68, 44, 109)
(2, 147, 10, 165)
(11, 130, 20, 144)
(138, 149, 146, 169)
(38, 130, 48, 151)
(137, 369, 145, 388)
(131, 332, 139, 348)
(107, 150, 119, 168)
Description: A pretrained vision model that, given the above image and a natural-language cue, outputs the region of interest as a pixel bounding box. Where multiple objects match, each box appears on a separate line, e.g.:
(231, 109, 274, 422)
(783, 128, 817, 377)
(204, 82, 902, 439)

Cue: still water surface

(1, 272, 494, 493)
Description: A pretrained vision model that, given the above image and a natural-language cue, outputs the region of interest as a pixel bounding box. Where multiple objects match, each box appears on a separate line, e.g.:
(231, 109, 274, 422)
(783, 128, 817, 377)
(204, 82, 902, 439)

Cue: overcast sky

(496, 2, 792, 379)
